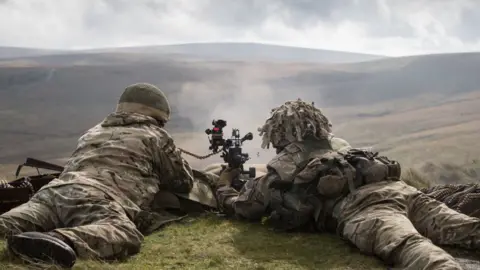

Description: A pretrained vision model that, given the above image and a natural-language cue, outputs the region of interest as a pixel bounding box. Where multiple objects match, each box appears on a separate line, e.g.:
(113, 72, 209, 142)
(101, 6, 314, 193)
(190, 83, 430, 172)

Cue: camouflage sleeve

(216, 170, 279, 221)
(216, 185, 240, 216)
(154, 134, 194, 193)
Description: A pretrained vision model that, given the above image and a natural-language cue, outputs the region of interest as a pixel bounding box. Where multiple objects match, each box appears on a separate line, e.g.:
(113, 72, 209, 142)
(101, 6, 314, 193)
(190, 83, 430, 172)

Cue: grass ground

(0, 215, 384, 270)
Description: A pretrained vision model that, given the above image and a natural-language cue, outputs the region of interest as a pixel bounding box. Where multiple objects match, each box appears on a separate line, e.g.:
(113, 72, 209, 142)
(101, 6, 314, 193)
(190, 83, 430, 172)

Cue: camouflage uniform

(336, 181, 480, 270)
(0, 83, 194, 265)
(217, 99, 335, 223)
(216, 136, 343, 224)
(216, 99, 480, 270)
(421, 183, 480, 218)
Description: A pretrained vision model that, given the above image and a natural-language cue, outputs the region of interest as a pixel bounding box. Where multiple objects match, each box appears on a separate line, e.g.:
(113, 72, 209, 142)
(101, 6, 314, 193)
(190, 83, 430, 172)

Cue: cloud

(0, 0, 479, 56)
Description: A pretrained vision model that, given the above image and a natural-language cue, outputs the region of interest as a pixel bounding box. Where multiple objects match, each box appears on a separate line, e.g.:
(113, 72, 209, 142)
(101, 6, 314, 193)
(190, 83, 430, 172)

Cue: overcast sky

(0, 0, 479, 56)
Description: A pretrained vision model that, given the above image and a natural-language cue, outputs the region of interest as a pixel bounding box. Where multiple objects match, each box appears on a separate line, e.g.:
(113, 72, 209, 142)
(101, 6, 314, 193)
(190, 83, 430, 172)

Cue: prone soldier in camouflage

(0, 83, 194, 268)
(216, 99, 338, 221)
(216, 99, 480, 270)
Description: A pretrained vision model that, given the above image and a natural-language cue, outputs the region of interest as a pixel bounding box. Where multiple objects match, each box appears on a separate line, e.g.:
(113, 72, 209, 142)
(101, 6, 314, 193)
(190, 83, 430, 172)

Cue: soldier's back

(45, 112, 170, 209)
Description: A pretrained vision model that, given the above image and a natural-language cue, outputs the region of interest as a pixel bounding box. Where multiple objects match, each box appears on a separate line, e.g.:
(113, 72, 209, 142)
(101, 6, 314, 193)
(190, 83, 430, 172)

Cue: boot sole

(8, 233, 76, 268)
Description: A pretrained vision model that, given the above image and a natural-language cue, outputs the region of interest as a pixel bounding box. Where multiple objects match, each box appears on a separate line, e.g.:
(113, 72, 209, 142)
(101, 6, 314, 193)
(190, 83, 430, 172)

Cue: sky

(0, 0, 479, 56)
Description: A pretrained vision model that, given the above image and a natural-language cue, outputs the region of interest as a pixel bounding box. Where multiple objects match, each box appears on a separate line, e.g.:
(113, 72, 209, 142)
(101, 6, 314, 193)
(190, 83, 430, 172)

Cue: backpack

(264, 148, 401, 232)
(342, 148, 401, 186)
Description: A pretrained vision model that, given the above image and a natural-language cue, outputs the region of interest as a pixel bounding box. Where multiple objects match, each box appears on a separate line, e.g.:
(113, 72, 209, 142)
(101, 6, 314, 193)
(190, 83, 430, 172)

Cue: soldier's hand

(218, 167, 242, 188)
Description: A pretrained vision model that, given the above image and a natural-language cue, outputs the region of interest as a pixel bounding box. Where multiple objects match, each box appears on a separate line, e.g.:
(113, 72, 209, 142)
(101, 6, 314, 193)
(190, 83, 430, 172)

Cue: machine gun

(205, 119, 256, 190)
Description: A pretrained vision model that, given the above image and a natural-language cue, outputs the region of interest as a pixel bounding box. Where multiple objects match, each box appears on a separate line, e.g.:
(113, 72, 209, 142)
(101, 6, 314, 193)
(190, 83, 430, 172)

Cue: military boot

(7, 231, 76, 268)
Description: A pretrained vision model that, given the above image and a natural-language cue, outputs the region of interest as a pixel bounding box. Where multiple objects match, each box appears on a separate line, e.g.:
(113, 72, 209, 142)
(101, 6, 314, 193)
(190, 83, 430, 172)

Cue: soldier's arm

(216, 169, 279, 221)
(215, 185, 240, 215)
(154, 135, 194, 193)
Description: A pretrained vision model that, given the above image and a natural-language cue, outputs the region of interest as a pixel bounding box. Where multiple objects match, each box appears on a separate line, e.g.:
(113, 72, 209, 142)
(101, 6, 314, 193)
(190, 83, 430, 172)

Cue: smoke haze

(173, 66, 305, 167)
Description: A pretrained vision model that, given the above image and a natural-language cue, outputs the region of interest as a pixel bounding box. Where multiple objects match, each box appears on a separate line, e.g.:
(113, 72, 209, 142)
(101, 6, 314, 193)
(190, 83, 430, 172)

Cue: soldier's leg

(51, 185, 144, 260)
(341, 209, 462, 270)
(0, 190, 59, 237)
(4, 189, 74, 267)
(8, 184, 143, 267)
(409, 192, 480, 249)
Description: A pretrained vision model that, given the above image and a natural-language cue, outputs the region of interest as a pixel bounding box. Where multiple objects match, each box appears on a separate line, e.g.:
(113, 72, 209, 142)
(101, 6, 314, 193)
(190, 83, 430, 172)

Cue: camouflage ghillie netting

(258, 99, 332, 149)
(421, 183, 480, 218)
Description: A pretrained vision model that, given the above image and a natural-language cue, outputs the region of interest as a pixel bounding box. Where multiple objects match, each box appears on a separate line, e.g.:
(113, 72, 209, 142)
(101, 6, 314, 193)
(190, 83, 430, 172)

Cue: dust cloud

(172, 67, 305, 169)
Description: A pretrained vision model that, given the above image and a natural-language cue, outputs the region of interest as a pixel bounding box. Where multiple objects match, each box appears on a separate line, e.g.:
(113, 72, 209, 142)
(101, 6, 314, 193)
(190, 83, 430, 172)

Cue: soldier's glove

(218, 167, 242, 188)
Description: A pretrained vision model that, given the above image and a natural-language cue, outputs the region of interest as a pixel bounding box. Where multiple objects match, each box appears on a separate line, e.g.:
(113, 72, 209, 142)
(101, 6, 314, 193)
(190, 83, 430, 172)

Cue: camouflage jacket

(41, 112, 194, 217)
(216, 136, 352, 231)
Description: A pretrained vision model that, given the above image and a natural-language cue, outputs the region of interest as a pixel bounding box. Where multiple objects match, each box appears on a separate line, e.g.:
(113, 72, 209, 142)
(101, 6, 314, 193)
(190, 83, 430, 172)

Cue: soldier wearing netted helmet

(0, 83, 194, 268)
(215, 98, 348, 224)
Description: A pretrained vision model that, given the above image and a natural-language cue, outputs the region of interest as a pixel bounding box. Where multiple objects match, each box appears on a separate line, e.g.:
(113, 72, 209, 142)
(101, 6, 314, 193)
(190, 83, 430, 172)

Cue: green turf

(0, 215, 385, 270)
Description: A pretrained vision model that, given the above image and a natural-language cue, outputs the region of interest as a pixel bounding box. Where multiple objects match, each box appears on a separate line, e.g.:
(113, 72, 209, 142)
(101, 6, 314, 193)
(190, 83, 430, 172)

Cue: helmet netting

(257, 99, 332, 149)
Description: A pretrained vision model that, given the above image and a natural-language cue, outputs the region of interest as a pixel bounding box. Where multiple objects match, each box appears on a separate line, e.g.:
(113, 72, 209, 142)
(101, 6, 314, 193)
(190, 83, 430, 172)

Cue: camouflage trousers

(336, 181, 480, 270)
(0, 184, 144, 260)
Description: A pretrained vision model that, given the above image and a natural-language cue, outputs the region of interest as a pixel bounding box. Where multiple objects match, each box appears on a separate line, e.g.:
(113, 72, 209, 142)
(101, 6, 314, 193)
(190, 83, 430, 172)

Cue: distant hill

(0, 47, 66, 59)
(0, 48, 479, 169)
(269, 51, 480, 106)
(85, 42, 386, 64)
(0, 42, 386, 64)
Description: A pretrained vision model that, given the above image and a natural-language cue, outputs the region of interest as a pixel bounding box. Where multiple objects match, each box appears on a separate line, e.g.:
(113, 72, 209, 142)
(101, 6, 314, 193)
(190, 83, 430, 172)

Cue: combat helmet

(258, 98, 332, 149)
(116, 83, 171, 123)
